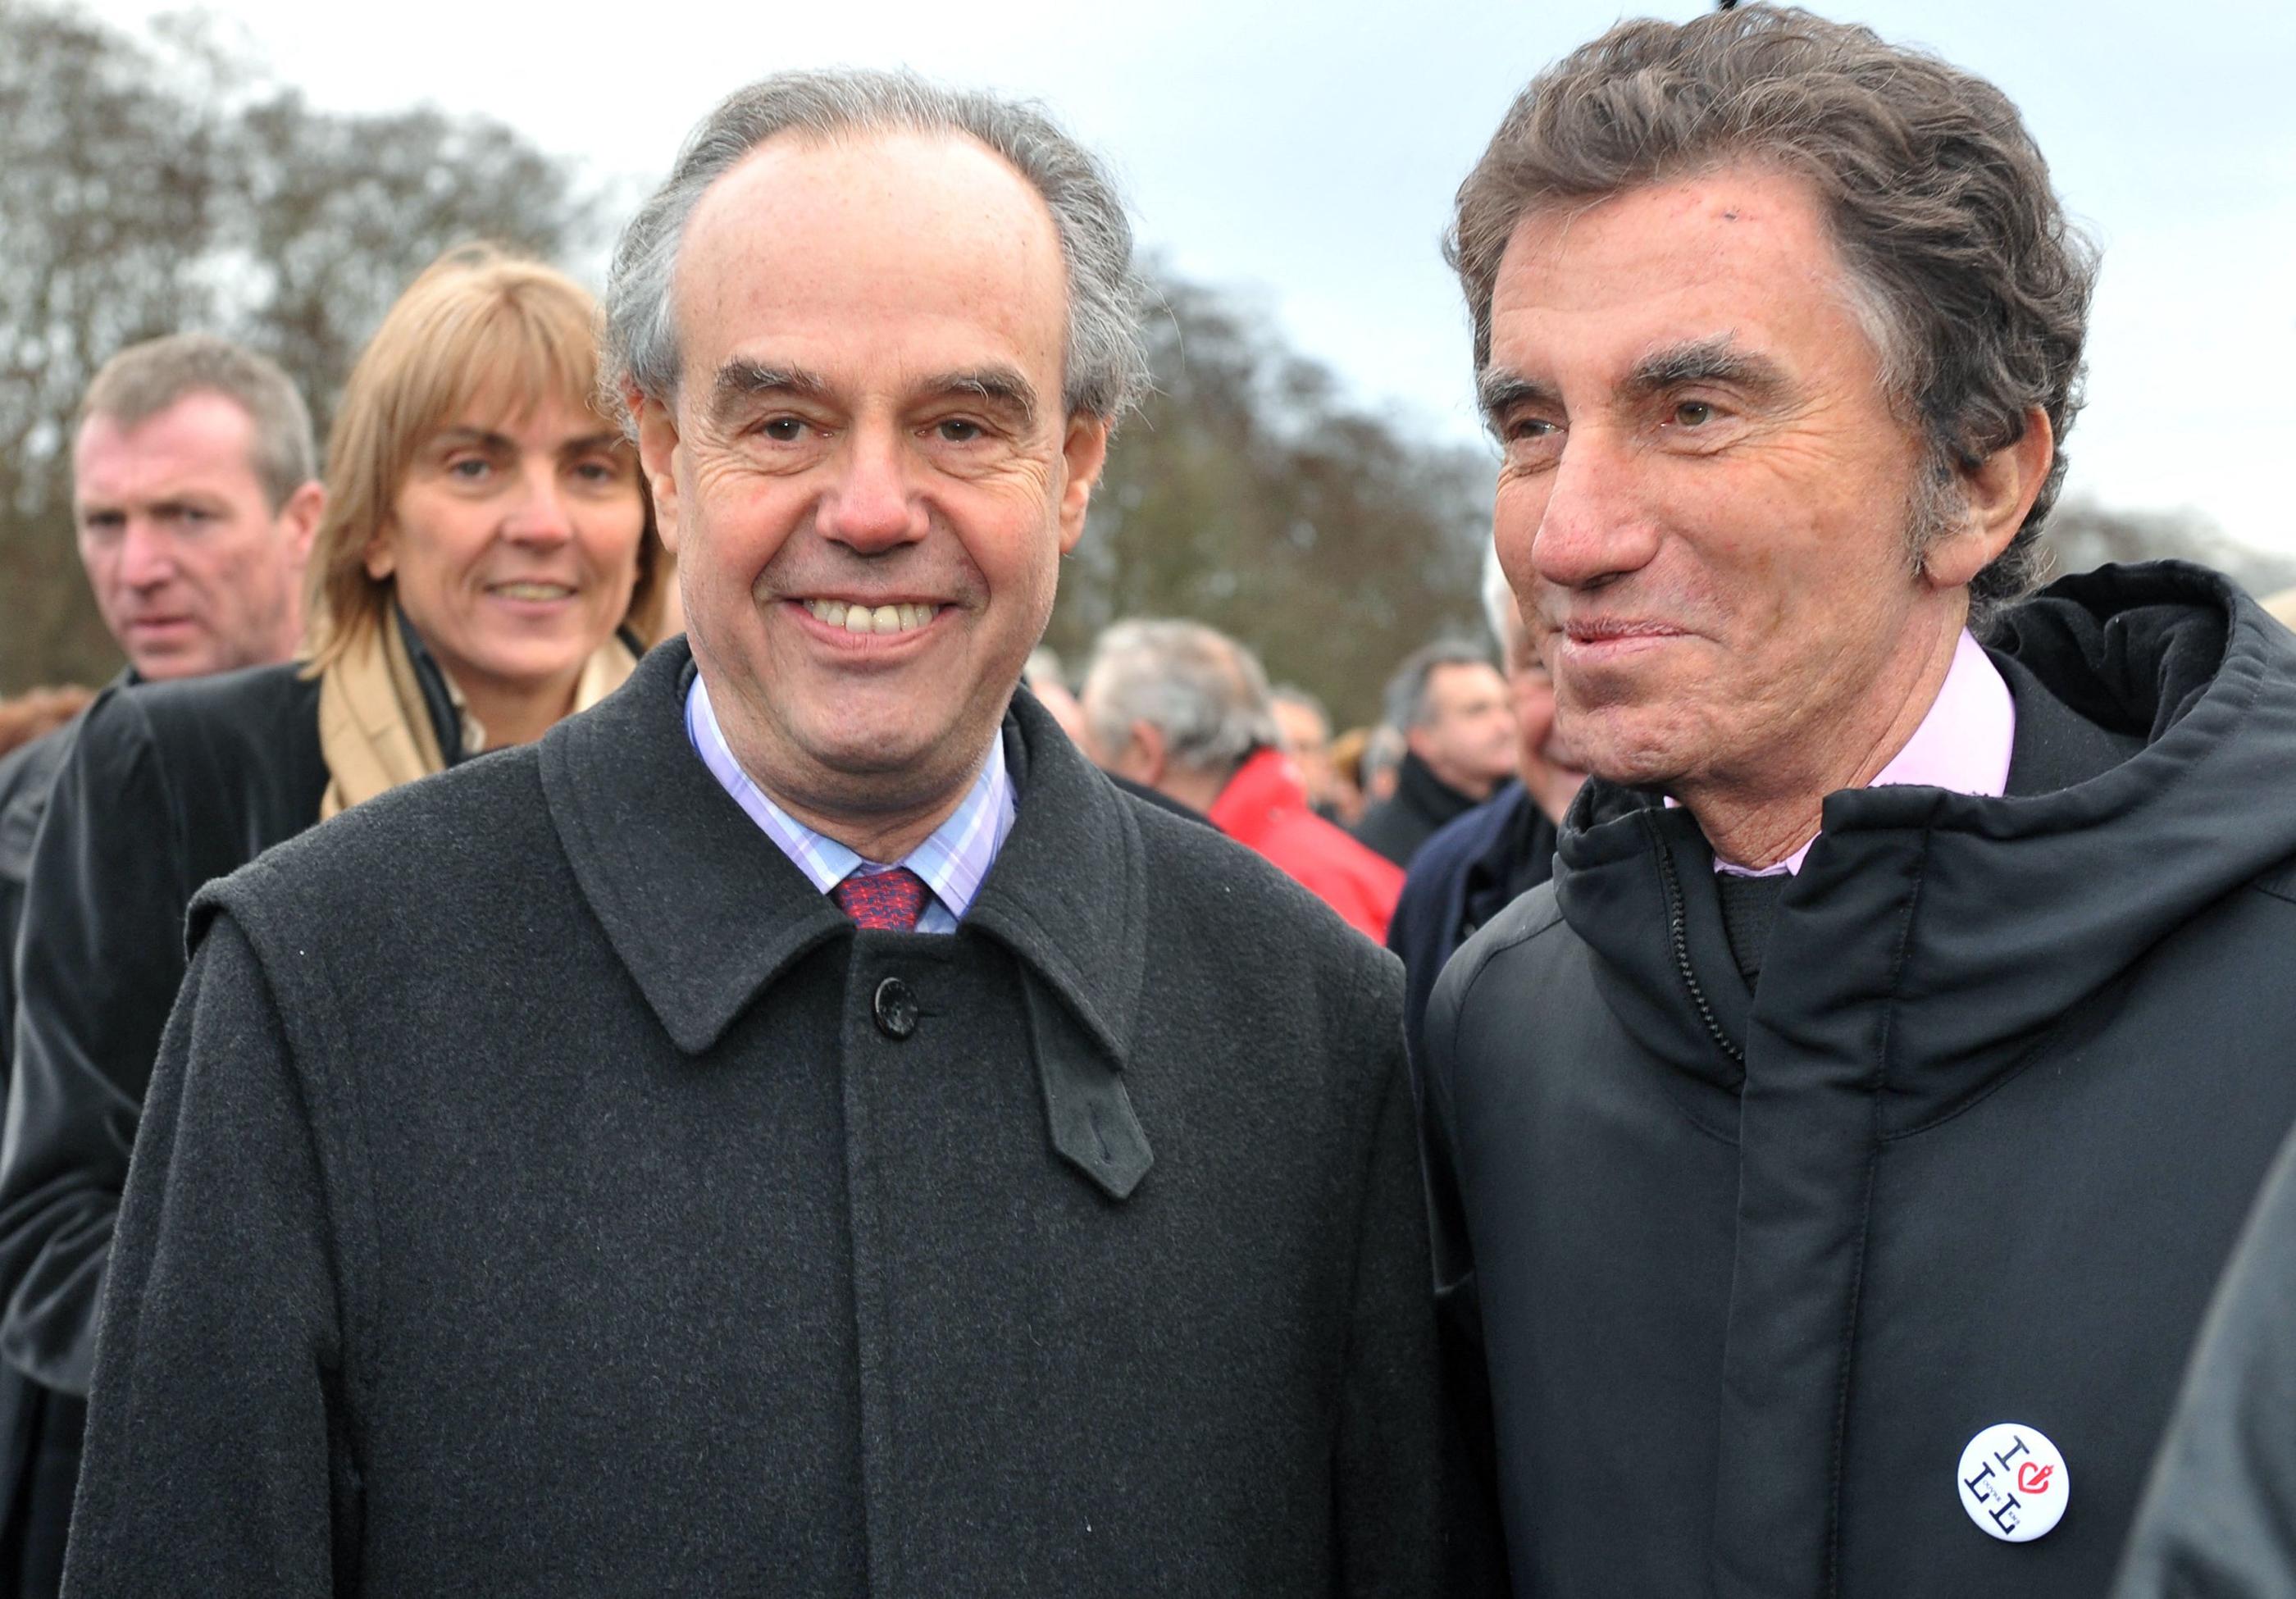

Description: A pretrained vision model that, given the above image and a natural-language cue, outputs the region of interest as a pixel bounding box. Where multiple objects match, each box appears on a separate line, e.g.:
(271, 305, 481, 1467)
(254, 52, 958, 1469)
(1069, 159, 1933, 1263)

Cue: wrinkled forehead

(673, 128, 1069, 398)
(1487, 167, 1866, 385)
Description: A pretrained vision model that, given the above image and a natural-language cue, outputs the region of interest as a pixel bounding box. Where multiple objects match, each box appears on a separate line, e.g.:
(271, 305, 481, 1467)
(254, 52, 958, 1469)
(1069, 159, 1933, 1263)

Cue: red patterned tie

(832, 867, 931, 932)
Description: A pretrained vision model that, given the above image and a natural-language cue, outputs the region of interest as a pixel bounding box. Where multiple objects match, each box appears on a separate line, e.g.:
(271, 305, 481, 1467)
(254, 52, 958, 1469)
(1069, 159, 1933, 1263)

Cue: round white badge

(1957, 1423, 2069, 1542)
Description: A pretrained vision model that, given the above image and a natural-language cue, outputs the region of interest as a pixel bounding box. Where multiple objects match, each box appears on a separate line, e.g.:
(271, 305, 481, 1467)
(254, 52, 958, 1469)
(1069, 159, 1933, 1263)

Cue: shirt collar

(1714, 627, 2016, 877)
(684, 672, 1014, 925)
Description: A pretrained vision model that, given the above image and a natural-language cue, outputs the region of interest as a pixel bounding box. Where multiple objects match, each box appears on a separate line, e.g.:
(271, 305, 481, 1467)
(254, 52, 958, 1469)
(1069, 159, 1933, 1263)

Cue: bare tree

(0, 0, 598, 693)
(2039, 499, 2296, 599)
(1052, 275, 1494, 727)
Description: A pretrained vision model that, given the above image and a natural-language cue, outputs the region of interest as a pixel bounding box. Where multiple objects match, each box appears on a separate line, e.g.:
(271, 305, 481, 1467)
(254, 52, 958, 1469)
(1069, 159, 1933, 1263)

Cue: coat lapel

(538, 641, 851, 1056)
(539, 645, 1156, 1197)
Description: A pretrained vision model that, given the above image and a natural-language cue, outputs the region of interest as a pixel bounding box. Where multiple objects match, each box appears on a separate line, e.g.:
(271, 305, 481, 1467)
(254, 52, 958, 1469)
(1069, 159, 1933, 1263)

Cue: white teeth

(802, 599, 939, 636)
(495, 581, 572, 600)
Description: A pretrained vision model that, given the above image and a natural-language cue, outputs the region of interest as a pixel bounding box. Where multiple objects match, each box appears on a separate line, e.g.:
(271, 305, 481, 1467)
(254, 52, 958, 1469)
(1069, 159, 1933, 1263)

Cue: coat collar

(1393, 749, 1479, 833)
(1550, 561, 2296, 1121)
(539, 638, 1149, 1064)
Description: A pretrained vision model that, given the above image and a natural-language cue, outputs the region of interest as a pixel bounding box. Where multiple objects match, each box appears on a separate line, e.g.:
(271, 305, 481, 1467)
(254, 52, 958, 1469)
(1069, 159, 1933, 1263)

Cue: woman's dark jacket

(1, 663, 325, 1391)
(0, 663, 324, 1593)
(1423, 563, 2296, 1597)
(62, 640, 1497, 1597)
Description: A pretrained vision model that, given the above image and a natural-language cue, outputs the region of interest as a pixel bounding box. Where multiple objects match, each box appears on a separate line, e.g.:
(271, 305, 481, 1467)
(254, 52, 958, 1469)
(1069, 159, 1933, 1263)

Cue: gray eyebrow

(707, 361, 831, 422)
(1625, 337, 1789, 398)
(1478, 369, 1561, 426)
(918, 367, 1040, 430)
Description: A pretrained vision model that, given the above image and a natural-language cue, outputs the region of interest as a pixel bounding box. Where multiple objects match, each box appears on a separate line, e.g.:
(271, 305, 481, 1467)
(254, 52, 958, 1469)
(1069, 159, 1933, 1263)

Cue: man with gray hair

(1081, 618, 1403, 940)
(0, 332, 319, 1599)
(62, 73, 1494, 1597)
(1351, 640, 1517, 868)
(1419, 6, 2296, 1593)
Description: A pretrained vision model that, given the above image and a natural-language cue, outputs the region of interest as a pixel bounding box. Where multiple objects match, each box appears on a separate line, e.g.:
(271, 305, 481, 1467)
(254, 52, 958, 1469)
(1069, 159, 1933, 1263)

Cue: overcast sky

(89, 0, 2296, 558)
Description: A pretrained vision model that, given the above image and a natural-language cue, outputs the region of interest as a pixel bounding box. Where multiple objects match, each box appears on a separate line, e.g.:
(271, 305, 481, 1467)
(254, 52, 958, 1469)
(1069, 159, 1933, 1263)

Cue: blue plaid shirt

(685, 674, 1015, 935)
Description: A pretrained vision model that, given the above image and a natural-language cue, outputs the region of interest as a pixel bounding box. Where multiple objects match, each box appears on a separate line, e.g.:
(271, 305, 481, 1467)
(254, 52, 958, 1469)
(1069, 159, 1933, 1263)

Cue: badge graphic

(1957, 1423, 2069, 1542)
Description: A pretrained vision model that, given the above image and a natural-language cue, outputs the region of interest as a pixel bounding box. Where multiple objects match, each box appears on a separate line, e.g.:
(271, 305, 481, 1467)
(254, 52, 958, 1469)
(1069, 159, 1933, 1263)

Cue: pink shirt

(1712, 629, 2016, 877)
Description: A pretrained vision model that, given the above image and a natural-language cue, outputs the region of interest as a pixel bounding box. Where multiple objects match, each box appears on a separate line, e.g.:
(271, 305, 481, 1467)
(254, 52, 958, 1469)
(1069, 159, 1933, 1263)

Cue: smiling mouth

(1563, 618, 1685, 645)
(801, 599, 942, 636)
(490, 581, 576, 602)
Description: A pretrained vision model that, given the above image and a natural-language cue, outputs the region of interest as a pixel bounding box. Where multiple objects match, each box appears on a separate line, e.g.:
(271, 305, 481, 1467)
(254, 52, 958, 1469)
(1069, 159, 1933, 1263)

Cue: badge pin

(1957, 1423, 2068, 1542)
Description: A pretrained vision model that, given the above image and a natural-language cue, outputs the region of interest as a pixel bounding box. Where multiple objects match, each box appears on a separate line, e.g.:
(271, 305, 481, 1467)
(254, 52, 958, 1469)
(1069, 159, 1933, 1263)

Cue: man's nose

(117, 518, 177, 590)
(1532, 425, 1661, 590)
(818, 425, 927, 553)
(503, 462, 574, 546)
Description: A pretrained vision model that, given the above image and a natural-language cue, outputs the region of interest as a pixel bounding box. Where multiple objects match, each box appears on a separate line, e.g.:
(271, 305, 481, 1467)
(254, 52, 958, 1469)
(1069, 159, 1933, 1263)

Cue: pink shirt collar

(1711, 628, 2016, 877)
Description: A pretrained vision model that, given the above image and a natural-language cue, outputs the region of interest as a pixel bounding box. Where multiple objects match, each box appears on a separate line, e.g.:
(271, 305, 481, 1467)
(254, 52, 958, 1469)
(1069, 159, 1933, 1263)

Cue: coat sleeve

(61, 907, 351, 1598)
(0, 690, 191, 1396)
(2112, 1118, 2296, 1597)
(1332, 954, 1509, 1597)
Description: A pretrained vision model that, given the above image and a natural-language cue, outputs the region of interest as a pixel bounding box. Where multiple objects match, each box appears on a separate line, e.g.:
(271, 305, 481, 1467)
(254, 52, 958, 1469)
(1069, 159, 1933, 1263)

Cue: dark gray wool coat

(63, 640, 1501, 1598)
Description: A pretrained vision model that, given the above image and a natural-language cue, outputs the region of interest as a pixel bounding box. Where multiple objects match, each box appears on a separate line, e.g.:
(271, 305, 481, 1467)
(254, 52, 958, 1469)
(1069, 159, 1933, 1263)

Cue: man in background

(1388, 544, 1586, 1069)
(0, 333, 321, 1598)
(1270, 685, 1342, 819)
(1352, 640, 1515, 868)
(1083, 618, 1404, 940)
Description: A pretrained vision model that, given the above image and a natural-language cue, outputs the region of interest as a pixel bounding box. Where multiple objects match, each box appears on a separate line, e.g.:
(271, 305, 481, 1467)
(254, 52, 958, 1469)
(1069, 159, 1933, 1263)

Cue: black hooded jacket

(1422, 563, 2296, 1597)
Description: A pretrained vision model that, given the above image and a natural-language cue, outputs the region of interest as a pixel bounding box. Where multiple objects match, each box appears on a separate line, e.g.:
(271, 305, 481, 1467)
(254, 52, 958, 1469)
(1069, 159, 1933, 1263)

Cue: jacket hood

(1551, 560, 2296, 1123)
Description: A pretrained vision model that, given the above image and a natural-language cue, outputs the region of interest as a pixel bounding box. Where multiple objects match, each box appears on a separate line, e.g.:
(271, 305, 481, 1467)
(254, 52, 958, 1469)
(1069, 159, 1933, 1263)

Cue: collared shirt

(1712, 628, 2016, 877)
(684, 675, 1015, 933)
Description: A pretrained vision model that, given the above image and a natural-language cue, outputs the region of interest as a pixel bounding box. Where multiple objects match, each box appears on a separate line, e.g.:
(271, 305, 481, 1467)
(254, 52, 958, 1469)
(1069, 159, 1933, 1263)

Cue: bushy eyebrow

(1625, 337, 1789, 400)
(921, 366, 1039, 431)
(1478, 369, 1562, 426)
(708, 361, 831, 425)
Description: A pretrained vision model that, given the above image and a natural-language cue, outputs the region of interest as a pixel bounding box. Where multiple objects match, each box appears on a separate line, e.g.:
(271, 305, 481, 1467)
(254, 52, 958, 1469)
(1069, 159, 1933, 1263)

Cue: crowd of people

(2, 5, 2296, 1596)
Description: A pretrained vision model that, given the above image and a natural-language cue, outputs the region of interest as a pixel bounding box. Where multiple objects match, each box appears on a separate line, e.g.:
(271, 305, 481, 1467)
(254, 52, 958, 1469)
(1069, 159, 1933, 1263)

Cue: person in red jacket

(1081, 617, 1404, 940)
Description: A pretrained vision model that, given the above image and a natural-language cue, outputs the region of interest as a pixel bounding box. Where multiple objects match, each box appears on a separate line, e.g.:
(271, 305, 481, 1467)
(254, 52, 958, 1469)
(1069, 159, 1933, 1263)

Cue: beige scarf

(316, 618, 636, 818)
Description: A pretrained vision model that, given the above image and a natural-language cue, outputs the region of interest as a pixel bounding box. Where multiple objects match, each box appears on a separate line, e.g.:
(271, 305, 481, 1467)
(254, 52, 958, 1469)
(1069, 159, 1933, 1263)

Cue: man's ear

(1056, 414, 1111, 555)
(1924, 406, 2055, 590)
(1123, 718, 1168, 786)
(280, 480, 326, 568)
(633, 392, 685, 557)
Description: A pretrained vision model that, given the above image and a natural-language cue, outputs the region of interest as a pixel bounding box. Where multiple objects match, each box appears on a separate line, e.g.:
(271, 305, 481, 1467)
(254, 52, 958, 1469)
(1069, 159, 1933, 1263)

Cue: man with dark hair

(1352, 640, 1516, 868)
(1421, 7, 2296, 1593)
(61, 72, 1493, 1597)
(0, 333, 319, 1599)
(1082, 619, 1404, 940)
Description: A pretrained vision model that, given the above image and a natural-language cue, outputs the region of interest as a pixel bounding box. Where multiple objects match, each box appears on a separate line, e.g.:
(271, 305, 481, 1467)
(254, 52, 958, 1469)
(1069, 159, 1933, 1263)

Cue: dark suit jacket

(65, 641, 1501, 1597)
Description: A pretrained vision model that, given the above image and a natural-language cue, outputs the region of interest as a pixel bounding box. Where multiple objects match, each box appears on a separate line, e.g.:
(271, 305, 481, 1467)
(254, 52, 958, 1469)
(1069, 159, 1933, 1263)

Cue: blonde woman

(0, 245, 656, 1559)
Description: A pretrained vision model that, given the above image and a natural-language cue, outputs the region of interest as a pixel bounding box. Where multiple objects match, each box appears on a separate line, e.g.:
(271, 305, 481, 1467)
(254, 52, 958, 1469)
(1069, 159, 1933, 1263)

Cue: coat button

(1957, 1423, 2069, 1542)
(872, 977, 918, 1040)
